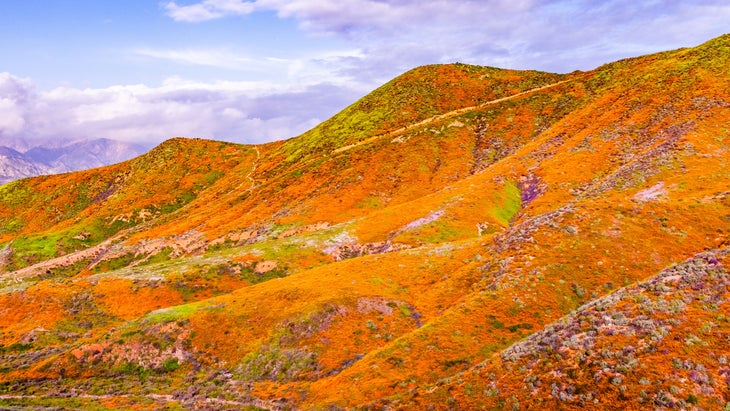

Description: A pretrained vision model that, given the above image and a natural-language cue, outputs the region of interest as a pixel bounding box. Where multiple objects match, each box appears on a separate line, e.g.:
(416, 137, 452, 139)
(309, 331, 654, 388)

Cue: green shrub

(162, 358, 180, 373)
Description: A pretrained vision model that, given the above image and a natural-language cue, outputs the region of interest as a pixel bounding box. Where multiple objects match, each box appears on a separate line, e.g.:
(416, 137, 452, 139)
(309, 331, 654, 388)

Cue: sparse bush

(365, 320, 378, 331)
(162, 358, 180, 373)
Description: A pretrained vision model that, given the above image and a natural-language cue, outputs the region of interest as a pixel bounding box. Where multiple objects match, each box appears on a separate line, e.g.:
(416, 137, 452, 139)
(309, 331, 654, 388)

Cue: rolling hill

(0, 34, 728, 410)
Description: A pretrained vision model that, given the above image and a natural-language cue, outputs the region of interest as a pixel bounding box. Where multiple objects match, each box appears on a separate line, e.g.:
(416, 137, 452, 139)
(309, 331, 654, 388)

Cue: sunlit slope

(277, 64, 566, 163)
(0, 138, 253, 271)
(0, 34, 728, 410)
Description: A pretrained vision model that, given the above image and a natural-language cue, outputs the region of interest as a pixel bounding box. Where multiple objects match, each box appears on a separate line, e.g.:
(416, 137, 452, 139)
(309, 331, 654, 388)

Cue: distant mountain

(0, 138, 147, 184)
(0, 146, 47, 185)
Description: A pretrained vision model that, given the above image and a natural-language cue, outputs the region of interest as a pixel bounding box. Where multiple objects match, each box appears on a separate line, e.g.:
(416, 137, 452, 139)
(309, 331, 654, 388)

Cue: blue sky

(1, 1, 346, 88)
(1, 0, 729, 146)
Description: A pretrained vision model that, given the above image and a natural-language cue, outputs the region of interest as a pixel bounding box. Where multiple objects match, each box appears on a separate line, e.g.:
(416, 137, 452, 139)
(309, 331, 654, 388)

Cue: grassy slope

(0, 35, 728, 410)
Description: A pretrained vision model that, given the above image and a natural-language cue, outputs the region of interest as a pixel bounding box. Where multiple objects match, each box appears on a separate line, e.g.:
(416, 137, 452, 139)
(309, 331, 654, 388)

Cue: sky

(0, 0, 729, 148)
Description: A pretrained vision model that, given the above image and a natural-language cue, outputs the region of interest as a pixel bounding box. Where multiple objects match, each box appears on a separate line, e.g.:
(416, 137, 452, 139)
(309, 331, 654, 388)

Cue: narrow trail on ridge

(244, 146, 261, 194)
(159, 144, 261, 229)
(332, 78, 576, 155)
(159, 144, 260, 217)
(253, 77, 584, 185)
(148, 144, 261, 231)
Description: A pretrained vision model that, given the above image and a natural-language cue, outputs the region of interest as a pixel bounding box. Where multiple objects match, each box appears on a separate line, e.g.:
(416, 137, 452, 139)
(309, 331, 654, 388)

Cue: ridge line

(332, 78, 575, 155)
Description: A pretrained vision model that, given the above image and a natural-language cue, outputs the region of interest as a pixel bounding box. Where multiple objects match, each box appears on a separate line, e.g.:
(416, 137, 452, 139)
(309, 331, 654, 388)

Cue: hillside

(0, 34, 728, 410)
(390, 249, 729, 410)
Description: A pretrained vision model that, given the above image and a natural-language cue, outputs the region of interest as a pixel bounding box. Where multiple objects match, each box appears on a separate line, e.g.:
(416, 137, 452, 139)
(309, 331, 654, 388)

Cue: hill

(0, 34, 728, 410)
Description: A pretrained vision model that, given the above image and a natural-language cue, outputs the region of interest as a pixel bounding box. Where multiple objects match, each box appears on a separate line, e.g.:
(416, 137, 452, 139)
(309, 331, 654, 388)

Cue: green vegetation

(8, 232, 64, 266)
(418, 219, 472, 244)
(92, 253, 136, 274)
(162, 358, 180, 373)
(490, 181, 521, 225)
(237, 343, 319, 383)
(144, 302, 201, 324)
(0, 342, 33, 353)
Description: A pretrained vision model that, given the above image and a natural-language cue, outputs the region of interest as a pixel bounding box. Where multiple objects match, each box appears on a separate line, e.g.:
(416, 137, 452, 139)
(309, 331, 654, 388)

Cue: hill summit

(0, 34, 729, 410)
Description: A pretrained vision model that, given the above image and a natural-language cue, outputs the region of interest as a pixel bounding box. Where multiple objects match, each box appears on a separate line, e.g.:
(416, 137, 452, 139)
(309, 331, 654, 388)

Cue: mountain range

(0, 34, 728, 410)
(0, 138, 148, 185)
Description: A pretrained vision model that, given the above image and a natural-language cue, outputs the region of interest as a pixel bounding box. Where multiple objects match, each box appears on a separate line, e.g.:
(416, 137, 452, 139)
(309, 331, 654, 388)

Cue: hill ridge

(333, 77, 580, 154)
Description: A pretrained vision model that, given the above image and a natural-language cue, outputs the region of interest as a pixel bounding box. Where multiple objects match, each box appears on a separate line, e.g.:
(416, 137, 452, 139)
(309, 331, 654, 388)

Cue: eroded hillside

(0, 34, 728, 410)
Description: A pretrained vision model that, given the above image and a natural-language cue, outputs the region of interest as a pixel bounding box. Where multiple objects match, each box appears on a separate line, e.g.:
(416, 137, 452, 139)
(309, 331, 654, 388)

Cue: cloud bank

(0, 73, 360, 145)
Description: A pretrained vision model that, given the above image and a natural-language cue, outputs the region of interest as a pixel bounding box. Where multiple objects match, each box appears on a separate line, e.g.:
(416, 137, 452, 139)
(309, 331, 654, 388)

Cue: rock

(20, 327, 49, 344)
(633, 181, 667, 202)
(477, 222, 494, 236)
(72, 231, 92, 241)
(255, 260, 278, 274)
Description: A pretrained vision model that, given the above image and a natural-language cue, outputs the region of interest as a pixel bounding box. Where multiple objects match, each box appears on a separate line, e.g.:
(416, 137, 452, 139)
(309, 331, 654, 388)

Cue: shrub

(162, 358, 180, 373)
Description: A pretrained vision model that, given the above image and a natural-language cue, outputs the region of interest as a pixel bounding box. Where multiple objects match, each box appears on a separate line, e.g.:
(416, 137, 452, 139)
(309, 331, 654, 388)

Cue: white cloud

(134, 47, 370, 90)
(0, 73, 32, 137)
(164, 0, 255, 22)
(164, 0, 539, 31)
(134, 48, 257, 69)
(0, 72, 360, 145)
(0, 98, 26, 135)
(222, 107, 246, 118)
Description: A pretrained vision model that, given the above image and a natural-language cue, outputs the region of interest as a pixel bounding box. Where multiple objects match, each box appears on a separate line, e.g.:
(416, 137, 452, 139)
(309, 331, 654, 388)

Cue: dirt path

(332, 79, 574, 154)
(0, 393, 280, 410)
(0, 394, 173, 402)
(1, 236, 123, 283)
(244, 146, 261, 194)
